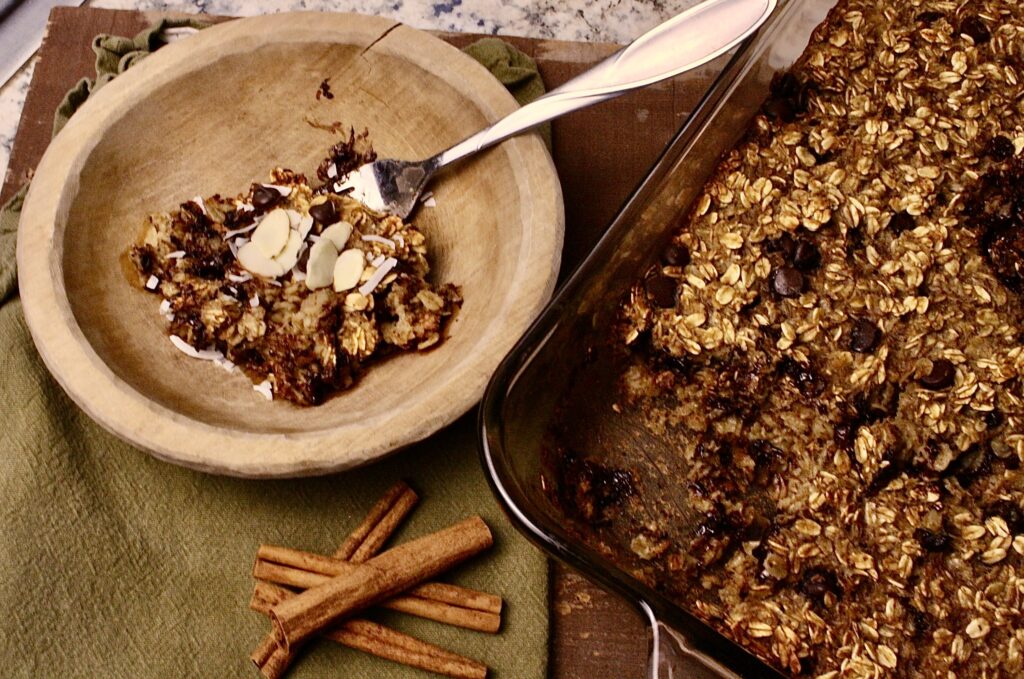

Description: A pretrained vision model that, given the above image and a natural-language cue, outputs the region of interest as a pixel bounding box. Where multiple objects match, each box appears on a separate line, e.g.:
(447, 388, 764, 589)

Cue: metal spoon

(335, 0, 777, 218)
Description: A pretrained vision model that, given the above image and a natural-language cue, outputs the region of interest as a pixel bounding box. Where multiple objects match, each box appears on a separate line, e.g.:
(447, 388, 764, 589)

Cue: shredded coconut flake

(159, 299, 172, 314)
(358, 257, 398, 296)
(371, 254, 386, 268)
(237, 202, 255, 213)
(361, 234, 395, 248)
(169, 335, 200, 357)
(262, 183, 292, 197)
(166, 250, 186, 259)
(253, 380, 273, 400)
(394, 234, 405, 248)
(191, 196, 206, 214)
(145, 275, 159, 290)
(170, 335, 223, 361)
(327, 163, 338, 179)
(250, 295, 260, 308)
(423, 197, 437, 208)
(227, 272, 252, 283)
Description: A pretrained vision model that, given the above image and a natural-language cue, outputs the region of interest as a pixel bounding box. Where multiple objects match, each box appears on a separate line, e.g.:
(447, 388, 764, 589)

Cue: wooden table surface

(1, 8, 724, 677)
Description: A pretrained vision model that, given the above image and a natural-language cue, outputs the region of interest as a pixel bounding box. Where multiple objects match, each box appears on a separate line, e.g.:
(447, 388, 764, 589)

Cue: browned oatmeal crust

(554, 1, 1024, 677)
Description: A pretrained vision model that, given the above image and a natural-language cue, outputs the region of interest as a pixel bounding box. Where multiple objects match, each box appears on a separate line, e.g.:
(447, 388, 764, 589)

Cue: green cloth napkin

(0, 20, 548, 679)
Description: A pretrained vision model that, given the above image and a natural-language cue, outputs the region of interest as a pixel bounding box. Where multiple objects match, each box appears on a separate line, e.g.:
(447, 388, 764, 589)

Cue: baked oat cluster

(129, 135, 460, 406)
(572, 1, 1024, 677)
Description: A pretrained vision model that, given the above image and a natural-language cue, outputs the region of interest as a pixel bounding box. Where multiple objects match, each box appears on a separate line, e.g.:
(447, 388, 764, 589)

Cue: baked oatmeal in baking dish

(551, 1, 1024, 677)
(128, 134, 461, 406)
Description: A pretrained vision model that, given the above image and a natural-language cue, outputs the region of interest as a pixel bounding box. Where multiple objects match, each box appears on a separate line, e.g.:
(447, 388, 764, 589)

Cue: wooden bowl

(17, 13, 563, 477)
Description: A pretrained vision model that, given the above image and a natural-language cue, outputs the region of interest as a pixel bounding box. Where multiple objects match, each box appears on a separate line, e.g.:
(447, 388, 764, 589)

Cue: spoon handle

(433, 0, 777, 168)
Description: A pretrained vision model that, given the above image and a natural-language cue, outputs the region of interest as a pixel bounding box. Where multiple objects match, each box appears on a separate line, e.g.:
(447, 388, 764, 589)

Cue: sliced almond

(321, 221, 353, 250)
(237, 241, 285, 278)
(305, 240, 339, 290)
(333, 248, 365, 292)
(251, 208, 290, 257)
(273, 229, 304, 271)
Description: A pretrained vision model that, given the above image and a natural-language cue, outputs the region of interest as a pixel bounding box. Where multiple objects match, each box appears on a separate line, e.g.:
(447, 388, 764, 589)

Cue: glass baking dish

(479, 0, 840, 676)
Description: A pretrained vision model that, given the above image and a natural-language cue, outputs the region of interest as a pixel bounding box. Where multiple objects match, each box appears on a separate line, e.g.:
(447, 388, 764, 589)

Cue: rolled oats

(552, 1, 1024, 677)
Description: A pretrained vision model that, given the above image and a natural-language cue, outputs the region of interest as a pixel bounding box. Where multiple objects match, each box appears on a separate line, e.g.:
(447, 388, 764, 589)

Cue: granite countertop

(0, 0, 700, 185)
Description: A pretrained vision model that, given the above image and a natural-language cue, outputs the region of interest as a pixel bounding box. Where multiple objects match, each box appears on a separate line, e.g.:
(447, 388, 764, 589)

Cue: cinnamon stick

(350, 488, 419, 562)
(270, 516, 493, 651)
(327, 620, 486, 679)
(256, 545, 502, 616)
(252, 581, 486, 679)
(334, 481, 418, 561)
(252, 481, 419, 678)
(253, 560, 501, 633)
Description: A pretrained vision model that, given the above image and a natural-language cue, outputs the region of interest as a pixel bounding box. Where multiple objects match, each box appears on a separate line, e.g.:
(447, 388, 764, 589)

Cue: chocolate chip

(920, 359, 956, 390)
(986, 135, 1015, 162)
(915, 528, 952, 552)
(778, 357, 826, 397)
(793, 240, 821, 271)
(662, 243, 691, 267)
(916, 10, 944, 24)
(799, 567, 840, 602)
(983, 409, 1004, 429)
(644, 274, 678, 308)
(980, 215, 1024, 293)
(834, 420, 858, 450)
(768, 232, 797, 260)
(695, 504, 731, 538)
(771, 266, 805, 297)
(889, 211, 916, 234)
(193, 254, 226, 280)
(986, 500, 1024, 534)
(308, 200, 338, 225)
(959, 15, 991, 44)
(252, 185, 282, 211)
(849, 318, 882, 353)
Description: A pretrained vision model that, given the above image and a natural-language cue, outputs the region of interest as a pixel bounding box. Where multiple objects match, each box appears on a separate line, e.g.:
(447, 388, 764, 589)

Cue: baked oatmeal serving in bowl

(482, 0, 1024, 677)
(17, 13, 562, 477)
